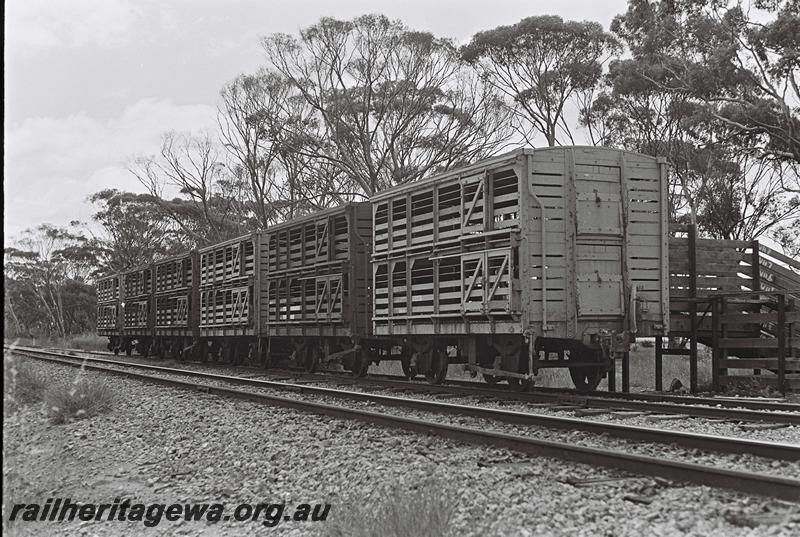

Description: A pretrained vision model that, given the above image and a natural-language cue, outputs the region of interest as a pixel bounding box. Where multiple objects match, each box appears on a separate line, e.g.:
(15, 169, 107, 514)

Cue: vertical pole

(751, 240, 761, 293)
(777, 293, 786, 395)
(622, 351, 630, 393)
(711, 298, 720, 392)
(688, 224, 698, 393)
(720, 297, 729, 387)
(608, 352, 616, 393)
(655, 336, 663, 391)
(690, 308, 699, 393)
(751, 241, 763, 381)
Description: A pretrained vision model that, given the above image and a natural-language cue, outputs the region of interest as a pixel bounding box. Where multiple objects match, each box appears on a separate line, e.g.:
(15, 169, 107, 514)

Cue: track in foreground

(6, 345, 800, 502)
(33, 346, 800, 425)
(57, 346, 800, 412)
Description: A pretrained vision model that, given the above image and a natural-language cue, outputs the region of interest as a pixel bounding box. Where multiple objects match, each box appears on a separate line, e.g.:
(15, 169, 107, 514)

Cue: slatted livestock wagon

(197, 232, 265, 363)
(96, 273, 122, 353)
(152, 251, 198, 359)
(195, 203, 374, 371)
(371, 147, 670, 390)
(262, 203, 373, 374)
(121, 263, 155, 356)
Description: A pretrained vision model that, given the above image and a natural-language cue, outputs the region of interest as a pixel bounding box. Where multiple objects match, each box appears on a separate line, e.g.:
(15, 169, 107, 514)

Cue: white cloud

(4, 99, 217, 239)
(5, 0, 145, 52)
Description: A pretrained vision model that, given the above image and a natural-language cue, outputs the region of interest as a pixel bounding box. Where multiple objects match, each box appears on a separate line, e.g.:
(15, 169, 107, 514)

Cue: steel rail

(7, 346, 800, 462)
(7, 346, 799, 502)
(312, 372, 800, 424)
(367, 374, 800, 413)
(13, 345, 800, 424)
(46, 345, 800, 414)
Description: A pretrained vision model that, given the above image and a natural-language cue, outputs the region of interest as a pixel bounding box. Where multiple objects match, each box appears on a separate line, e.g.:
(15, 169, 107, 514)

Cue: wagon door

(573, 157, 625, 318)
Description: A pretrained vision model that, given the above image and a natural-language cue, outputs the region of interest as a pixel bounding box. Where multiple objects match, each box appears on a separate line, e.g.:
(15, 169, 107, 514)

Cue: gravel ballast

(5, 356, 800, 537)
(23, 353, 799, 479)
(37, 350, 800, 444)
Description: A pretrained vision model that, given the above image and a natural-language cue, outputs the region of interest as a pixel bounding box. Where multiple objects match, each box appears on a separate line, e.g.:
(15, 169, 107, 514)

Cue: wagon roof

(262, 201, 369, 234)
(196, 231, 261, 253)
(153, 251, 194, 266)
(196, 202, 370, 253)
(121, 262, 154, 275)
(369, 146, 663, 201)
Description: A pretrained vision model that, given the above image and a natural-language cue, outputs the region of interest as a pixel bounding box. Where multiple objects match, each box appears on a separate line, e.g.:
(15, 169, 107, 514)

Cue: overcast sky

(4, 0, 627, 240)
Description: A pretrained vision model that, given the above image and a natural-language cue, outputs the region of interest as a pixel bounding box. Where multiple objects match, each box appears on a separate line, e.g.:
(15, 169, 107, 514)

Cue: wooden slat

(719, 312, 782, 323)
(717, 338, 779, 349)
(720, 358, 800, 369)
(760, 243, 800, 270)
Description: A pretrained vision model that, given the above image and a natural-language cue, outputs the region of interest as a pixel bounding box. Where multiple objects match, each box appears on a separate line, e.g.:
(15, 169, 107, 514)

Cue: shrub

(44, 374, 115, 424)
(65, 334, 109, 352)
(328, 477, 457, 537)
(4, 357, 47, 411)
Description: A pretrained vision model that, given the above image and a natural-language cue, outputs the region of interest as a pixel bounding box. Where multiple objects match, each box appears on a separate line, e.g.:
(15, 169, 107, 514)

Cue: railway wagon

(96, 274, 122, 353)
(371, 147, 670, 390)
(121, 263, 155, 356)
(196, 232, 266, 362)
(195, 203, 374, 372)
(152, 251, 199, 358)
(262, 202, 373, 374)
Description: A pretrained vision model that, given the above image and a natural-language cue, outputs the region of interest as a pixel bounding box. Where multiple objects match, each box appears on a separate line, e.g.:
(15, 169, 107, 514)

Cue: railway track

(6, 344, 800, 501)
(34, 346, 800, 425)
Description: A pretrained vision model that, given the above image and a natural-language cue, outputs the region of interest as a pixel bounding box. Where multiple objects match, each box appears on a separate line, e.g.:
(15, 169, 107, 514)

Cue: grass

(5, 352, 116, 423)
(44, 373, 116, 424)
(64, 333, 109, 352)
(5, 333, 109, 352)
(4, 356, 48, 413)
(328, 477, 457, 537)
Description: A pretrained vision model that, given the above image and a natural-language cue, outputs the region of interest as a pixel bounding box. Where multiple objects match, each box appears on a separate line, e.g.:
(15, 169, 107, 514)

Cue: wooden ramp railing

(658, 224, 800, 393)
(710, 291, 799, 392)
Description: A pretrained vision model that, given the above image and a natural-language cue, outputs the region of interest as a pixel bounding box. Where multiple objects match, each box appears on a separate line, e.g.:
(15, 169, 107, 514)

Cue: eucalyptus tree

(461, 15, 620, 146)
(262, 14, 512, 195)
(582, 0, 799, 247)
(88, 189, 179, 272)
(129, 131, 252, 246)
(4, 224, 100, 338)
(611, 0, 799, 166)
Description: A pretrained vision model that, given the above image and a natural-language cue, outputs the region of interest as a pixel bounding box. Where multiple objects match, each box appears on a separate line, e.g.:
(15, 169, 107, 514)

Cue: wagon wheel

(261, 349, 272, 369)
(222, 342, 236, 365)
(425, 348, 448, 385)
(401, 358, 417, 380)
(235, 341, 250, 366)
(350, 349, 370, 378)
(172, 340, 183, 361)
(303, 346, 320, 373)
(568, 348, 605, 393)
(210, 342, 222, 363)
(400, 348, 417, 380)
